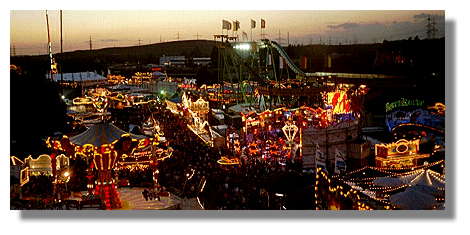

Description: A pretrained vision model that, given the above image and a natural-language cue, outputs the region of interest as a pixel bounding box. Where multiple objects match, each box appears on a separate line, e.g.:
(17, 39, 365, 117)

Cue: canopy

(70, 122, 145, 146)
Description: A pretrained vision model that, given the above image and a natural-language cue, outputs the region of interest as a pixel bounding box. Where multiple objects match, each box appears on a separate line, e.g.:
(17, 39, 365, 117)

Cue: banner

(334, 148, 347, 174)
(315, 143, 327, 171)
(222, 20, 232, 30)
(326, 90, 351, 114)
(233, 20, 240, 31)
(261, 19, 266, 28)
(251, 19, 256, 29)
(279, 56, 284, 69)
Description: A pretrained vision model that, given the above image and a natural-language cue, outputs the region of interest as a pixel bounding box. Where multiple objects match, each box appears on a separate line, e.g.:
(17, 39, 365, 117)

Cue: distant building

(193, 57, 212, 66)
(160, 56, 186, 67)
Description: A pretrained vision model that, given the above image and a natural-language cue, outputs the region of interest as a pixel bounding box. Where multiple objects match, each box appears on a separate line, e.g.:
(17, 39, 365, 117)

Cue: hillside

(11, 40, 220, 75)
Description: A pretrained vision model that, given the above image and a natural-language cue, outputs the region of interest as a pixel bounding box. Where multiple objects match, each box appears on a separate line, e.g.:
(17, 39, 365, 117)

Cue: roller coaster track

(265, 40, 308, 77)
(264, 39, 404, 80)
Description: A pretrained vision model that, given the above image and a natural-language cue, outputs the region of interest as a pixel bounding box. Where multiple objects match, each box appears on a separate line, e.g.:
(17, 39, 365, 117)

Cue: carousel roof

(70, 122, 145, 146)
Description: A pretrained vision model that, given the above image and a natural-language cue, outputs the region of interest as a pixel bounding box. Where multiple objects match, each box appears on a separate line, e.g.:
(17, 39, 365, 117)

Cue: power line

(193, 32, 202, 40)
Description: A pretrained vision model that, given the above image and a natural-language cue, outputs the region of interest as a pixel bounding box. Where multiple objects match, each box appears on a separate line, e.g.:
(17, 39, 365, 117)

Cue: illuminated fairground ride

(214, 40, 324, 106)
(227, 86, 367, 167)
(310, 120, 446, 209)
(313, 156, 445, 210)
(214, 39, 376, 108)
(46, 121, 172, 209)
(68, 87, 158, 127)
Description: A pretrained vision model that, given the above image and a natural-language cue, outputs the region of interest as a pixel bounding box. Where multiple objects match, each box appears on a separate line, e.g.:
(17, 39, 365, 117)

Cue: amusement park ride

(213, 35, 401, 110)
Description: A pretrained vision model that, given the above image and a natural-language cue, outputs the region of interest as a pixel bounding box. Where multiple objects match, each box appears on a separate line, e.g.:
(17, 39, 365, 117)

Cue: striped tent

(70, 122, 145, 146)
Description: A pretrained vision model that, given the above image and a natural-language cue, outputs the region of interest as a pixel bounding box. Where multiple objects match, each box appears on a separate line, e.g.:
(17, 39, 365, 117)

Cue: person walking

(142, 189, 149, 201)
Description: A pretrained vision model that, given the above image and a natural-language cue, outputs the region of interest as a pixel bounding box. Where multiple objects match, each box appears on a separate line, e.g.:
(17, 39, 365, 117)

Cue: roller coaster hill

(213, 39, 409, 107)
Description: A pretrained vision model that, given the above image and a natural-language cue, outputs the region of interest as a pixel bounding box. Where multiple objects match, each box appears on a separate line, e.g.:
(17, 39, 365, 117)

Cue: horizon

(10, 10, 445, 56)
(10, 37, 446, 58)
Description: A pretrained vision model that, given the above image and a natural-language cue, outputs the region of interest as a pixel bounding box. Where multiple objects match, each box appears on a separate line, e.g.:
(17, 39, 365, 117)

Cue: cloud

(298, 18, 445, 44)
(327, 23, 359, 30)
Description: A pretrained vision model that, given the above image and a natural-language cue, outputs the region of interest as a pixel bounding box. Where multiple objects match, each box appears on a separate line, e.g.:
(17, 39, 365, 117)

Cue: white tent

(47, 71, 106, 82)
(390, 187, 437, 210)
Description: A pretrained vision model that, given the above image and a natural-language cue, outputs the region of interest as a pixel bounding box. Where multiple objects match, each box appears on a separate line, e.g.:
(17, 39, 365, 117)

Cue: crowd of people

(142, 187, 162, 201)
(152, 102, 314, 209)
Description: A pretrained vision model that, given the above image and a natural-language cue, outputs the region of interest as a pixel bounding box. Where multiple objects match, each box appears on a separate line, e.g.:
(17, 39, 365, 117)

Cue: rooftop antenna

(287, 32, 290, 46)
(45, 10, 56, 81)
(89, 35, 92, 51)
(60, 10, 64, 84)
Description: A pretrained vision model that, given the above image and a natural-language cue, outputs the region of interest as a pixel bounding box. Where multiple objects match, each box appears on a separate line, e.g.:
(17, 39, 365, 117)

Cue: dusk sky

(10, 10, 444, 55)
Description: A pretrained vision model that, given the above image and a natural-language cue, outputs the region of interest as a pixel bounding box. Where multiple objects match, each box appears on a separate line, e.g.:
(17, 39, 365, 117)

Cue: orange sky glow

(10, 10, 444, 55)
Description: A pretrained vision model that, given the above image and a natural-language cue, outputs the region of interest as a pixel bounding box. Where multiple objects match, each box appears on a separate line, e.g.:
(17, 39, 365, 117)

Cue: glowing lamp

(234, 43, 251, 50)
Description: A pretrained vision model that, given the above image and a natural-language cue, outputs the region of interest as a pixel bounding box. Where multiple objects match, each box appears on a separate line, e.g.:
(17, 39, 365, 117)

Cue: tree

(10, 69, 67, 158)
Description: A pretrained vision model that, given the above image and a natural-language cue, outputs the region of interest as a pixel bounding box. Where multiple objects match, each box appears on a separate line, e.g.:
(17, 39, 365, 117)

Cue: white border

(3, 1, 469, 235)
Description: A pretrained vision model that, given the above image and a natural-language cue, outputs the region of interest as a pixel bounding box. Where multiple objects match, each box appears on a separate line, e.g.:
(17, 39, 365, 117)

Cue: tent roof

(373, 177, 406, 187)
(47, 72, 106, 82)
(399, 169, 445, 189)
(390, 188, 437, 210)
(152, 71, 166, 76)
(228, 103, 257, 114)
(70, 122, 145, 146)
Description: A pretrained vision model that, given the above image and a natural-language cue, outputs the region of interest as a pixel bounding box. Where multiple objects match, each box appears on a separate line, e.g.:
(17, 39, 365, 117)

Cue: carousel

(47, 90, 171, 209)
(46, 121, 172, 209)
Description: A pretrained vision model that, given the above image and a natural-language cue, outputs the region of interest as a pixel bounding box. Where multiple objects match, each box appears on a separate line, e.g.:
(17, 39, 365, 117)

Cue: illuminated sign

(385, 98, 424, 113)
(327, 91, 351, 114)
